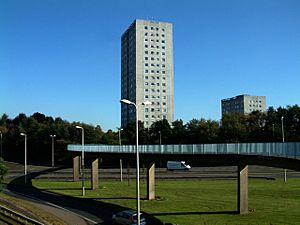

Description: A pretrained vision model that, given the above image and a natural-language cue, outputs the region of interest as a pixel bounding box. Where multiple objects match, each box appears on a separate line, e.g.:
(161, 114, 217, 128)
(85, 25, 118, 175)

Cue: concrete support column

(91, 158, 99, 190)
(147, 162, 155, 200)
(73, 156, 80, 182)
(238, 164, 248, 214)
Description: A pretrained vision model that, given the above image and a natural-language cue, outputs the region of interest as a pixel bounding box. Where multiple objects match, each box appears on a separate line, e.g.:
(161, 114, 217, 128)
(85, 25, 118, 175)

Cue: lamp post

(76, 125, 85, 196)
(120, 99, 152, 225)
(158, 131, 162, 145)
(281, 116, 287, 182)
(20, 133, 27, 184)
(0, 131, 2, 157)
(118, 128, 123, 182)
(50, 135, 56, 167)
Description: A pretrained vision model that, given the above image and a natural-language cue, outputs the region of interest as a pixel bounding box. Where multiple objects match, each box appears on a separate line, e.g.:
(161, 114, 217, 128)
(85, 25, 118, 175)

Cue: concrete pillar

(238, 164, 248, 214)
(73, 156, 80, 182)
(147, 162, 155, 200)
(91, 158, 99, 190)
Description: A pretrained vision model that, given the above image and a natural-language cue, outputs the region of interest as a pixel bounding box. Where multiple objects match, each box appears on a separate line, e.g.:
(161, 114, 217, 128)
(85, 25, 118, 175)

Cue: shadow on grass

(6, 167, 164, 225)
(152, 211, 238, 216)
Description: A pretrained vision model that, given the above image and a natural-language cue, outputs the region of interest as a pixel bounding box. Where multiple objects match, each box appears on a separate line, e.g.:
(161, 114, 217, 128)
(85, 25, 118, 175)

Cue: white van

(167, 161, 191, 171)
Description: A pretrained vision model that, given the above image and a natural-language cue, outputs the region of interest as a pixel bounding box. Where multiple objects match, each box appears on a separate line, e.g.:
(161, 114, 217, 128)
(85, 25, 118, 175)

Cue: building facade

(121, 19, 174, 128)
(221, 95, 266, 116)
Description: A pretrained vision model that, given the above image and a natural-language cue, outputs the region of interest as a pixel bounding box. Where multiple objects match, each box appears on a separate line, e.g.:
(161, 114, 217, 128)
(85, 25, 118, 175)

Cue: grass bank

(32, 178, 300, 225)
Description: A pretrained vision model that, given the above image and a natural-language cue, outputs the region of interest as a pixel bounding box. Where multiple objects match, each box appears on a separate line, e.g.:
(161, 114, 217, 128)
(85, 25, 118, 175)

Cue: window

(162, 34, 165, 37)
(145, 57, 148, 60)
(145, 63, 148, 67)
(162, 58, 166, 62)
(162, 71, 166, 74)
(162, 52, 166, 56)
(144, 26, 148, 30)
(145, 33, 148, 36)
(145, 45, 148, 48)
(145, 76, 148, 79)
(145, 51, 148, 54)
(145, 108, 149, 112)
(144, 38, 148, 42)
(145, 89, 149, 92)
(162, 40, 165, 43)
(145, 115, 149, 118)
(145, 69, 148, 73)
(162, 28, 165, 32)
(151, 27, 154, 30)
(145, 95, 149, 99)
(145, 82, 149, 85)
(162, 46, 165, 50)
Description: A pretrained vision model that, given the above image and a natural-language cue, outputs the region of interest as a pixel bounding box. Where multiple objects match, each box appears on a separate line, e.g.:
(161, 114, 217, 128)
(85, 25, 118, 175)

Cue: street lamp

(0, 131, 2, 157)
(281, 116, 285, 143)
(158, 131, 162, 145)
(281, 116, 287, 182)
(120, 99, 152, 225)
(118, 128, 123, 182)
(50, 135, 56, 167)
(76, 125, 85, 196)
(20, 133, 27, 184)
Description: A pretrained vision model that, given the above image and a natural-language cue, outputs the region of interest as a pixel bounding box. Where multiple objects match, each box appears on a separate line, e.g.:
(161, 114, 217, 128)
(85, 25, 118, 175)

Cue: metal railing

(0, 204, 44, 225)
(68, 142, 300, 159)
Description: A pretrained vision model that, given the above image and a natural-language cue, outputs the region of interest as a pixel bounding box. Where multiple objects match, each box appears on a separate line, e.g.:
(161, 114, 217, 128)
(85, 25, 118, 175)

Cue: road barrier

(0, 204, 44, 225)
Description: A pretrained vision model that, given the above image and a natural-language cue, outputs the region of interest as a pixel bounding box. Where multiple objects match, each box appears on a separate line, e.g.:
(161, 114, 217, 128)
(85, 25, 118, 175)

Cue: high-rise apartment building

(221, 94, 266, 116)
(121, 19, 174, 128)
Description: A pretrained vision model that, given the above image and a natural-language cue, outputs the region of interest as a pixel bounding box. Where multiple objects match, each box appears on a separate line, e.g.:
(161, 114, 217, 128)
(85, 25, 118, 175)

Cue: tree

(220, 113, 247, 142)
(0, 157, 7, 191)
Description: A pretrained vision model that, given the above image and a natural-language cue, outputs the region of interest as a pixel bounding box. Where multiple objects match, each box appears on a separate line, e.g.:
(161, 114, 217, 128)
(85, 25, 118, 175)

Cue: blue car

(112, 210, 146, 225)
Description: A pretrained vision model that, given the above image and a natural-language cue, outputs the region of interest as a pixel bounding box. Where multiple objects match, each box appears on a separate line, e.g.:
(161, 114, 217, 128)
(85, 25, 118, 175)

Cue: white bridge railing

(68, 142, 300, 159)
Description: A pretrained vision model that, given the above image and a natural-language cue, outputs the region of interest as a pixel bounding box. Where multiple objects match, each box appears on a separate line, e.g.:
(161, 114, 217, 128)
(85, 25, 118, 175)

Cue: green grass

(32, 178, 300, 225)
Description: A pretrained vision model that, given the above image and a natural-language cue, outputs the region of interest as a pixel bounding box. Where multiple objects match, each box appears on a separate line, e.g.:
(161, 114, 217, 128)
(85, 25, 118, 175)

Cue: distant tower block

(121, 19, 174, 128)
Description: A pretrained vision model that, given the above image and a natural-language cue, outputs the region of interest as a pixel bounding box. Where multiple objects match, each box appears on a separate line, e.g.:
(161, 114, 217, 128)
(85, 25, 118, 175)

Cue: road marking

(6, 189, 99, 224)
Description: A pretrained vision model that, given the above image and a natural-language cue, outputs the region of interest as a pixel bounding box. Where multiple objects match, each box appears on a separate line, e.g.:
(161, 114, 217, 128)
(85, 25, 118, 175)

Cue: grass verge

(32, 178, 300, 225)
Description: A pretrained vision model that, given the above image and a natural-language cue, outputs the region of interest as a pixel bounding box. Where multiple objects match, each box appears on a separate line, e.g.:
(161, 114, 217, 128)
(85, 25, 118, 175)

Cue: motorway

(3, 162, 300, 225)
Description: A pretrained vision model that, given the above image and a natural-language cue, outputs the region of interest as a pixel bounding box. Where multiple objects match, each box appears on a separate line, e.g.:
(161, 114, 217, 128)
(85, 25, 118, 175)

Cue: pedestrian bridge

(67, 142, 300, 214)
(68, 142, 300, 158)
(68, 142, 300, 170)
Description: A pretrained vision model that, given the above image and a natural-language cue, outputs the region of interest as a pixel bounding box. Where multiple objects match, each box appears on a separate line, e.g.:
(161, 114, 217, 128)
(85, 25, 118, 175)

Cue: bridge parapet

(68, 142, 300, 159)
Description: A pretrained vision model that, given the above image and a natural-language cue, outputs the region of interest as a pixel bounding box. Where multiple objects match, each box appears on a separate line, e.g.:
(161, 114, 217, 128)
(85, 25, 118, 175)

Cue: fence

(68, 142, 300, 159)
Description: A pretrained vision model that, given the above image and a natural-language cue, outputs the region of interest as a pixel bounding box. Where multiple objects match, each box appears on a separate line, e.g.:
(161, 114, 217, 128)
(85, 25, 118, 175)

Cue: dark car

(112, 210, 146, 225)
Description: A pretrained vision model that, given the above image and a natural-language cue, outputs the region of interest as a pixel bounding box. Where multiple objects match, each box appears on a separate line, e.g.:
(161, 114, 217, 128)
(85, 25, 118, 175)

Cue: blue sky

(1, 0, 299, 131)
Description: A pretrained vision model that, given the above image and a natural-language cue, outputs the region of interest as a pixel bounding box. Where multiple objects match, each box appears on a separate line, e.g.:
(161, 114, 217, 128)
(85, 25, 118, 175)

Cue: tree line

(0, 105, 299, 165)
